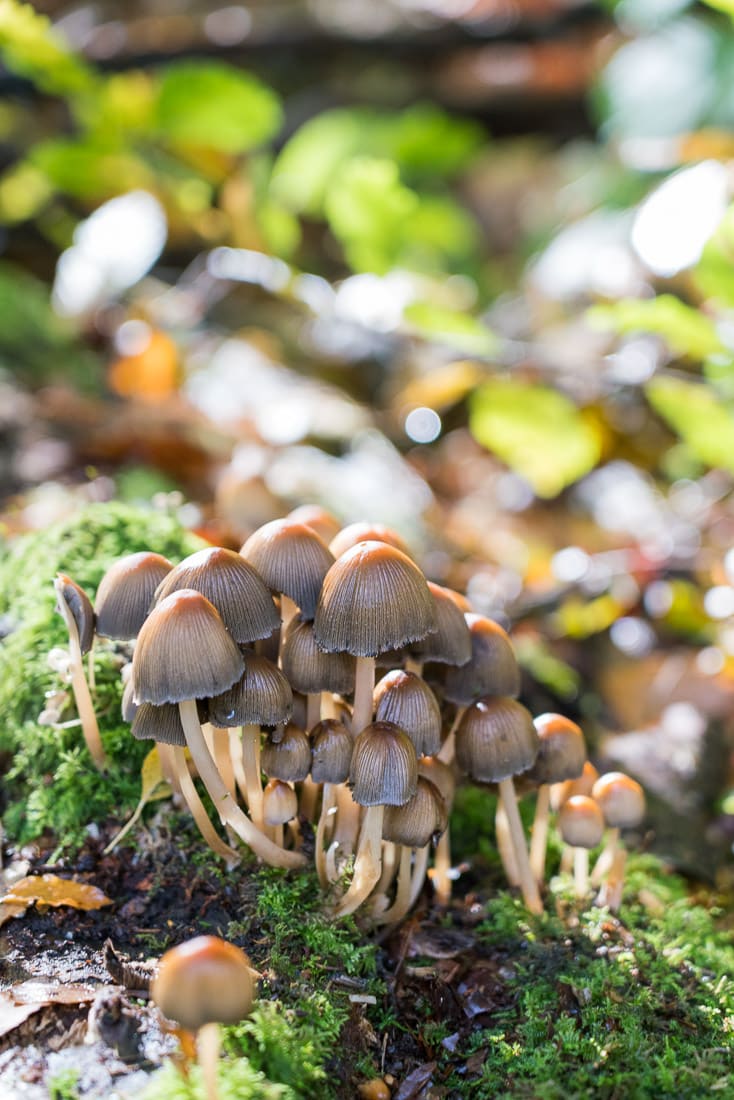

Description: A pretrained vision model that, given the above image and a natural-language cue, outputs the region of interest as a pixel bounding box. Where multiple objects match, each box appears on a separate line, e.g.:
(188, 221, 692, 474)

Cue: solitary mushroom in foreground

(53, 574, 107, 771)
(152, 935, 254, 1100)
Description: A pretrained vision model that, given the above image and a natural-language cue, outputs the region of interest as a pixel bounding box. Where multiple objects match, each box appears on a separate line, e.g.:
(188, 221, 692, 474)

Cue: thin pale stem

(429, 826, 453, 906)
(87, 645, 96, 696)
(170, 745, 238, 864)
(352, 656, 375, 736)
(157, 742, 183, 796)
(369, 841, 399, 916)
(178, 700, 305, 869)
(574, 847, 589, 900)
(437, 707, 464, 765)
(228, 728, 249, 804)
(597, 845, 627, 912)
(241, 724, 264, 830)
(529, 785, 551, 884)
(404, 656, 423, 677)
(55, 579, 106, 772)
(316, 783, 337, 888)
(498, 777, 543, 915)
(332, 782, 361, 866)
(278, 595, 298, 664)
(306, 692, 321, 732)
(208, 725, 237, 800)
(376, 845, 411, 925)
(407, 844, 430, 912)
(197, 1022, 221, 1100)
(299, 775, 320, 822)
(496, 801, 521, 887)
(591, 827, 619, 885)
(334, 804, 384, 918)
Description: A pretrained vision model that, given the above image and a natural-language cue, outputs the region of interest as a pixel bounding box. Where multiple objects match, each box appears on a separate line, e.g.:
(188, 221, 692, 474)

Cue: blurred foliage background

(2, 0, 734, 873)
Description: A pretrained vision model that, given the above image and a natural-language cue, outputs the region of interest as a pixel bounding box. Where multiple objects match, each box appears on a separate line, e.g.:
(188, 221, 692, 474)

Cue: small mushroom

(53, 573, 106, 771)
(558, 795, 605, 900)
(377, 776, 447, 925)
(526, 714, 587, 883)
(591, 772, 646, 911)
(95, 551, 173, 640)
(152, 935, 255, 1100)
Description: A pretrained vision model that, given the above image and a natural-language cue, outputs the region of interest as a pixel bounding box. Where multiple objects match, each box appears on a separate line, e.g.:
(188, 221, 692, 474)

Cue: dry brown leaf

(0, 874, 112, 919)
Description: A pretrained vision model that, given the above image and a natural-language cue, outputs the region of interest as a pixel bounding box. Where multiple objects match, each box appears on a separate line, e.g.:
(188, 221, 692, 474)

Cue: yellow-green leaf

(103, 746, 171, 854)
(646, 376, 734, 474)
(588, 294, 724, 361)
(469, 379, 601, 497)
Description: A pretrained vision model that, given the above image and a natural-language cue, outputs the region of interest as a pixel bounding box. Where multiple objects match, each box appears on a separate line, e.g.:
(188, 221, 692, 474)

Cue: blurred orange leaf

(108, 329, 179, 400)
(0, 874, 112, 924)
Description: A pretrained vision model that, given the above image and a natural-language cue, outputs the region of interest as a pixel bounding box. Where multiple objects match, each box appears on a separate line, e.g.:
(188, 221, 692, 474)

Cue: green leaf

(325, 157, 418, 274)
(694, 205, 734, 306)
(31, 139, 150, 199)
(646, 375, 734, 474)
(372, 103, 485, 179)
(270, 109, 364, 216)
(0, 0, 95, 99)
(404, 302, 497, 357)
(588, 294, 724, 360)
(155, 62, 282, 154)
(469, 379, 601, 497)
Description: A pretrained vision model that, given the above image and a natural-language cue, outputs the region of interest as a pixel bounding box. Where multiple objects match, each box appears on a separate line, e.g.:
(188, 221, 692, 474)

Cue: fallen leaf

(104, 746, 172, 854)
(0, 874, 112, 917)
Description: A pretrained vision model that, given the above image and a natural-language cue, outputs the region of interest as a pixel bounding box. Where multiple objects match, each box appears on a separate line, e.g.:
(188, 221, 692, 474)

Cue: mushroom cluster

(56, 510, 646, 920)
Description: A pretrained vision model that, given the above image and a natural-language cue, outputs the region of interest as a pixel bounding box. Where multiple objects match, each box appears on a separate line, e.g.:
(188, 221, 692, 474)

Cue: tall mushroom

(526, 714, 586, 883)
(53, 574, 106, 771)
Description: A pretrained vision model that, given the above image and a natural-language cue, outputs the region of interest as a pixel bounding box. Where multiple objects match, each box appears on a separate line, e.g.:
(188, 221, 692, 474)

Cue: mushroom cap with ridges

(417, 755, 456, 806)
(240, 519, 334, 619)
(55, 574, 95, 655)
(310, 719, 354, 784)
(374, 670, 442, 757)
(287, 505, 341, 546)
(383, 776, 447, 847)
(558, 795, 605, 849)
(329, 522, 413, 561)
(410, 582, 472, 666)
(550, 760, 599, 812)
(95, 552, 173, 640)
(261, 722, 311, 782)
(349, 720, 418, 806)
(121, 677, 139, 724)
(207, 654, 292, 728)
(592, 772, 645, 829)
(132, 589, 244, 706)
(314, 542, 436, 658)
(525, 713, 586, 786)
(282, 617, 356, 695)
(455, 697, 539, 783)
(132, 702, 187, 746)
(262, 779, 298, 826)
(443, 615, 521, 706)
(154, 546, 278, 644)
(152, 935, 254, 1032)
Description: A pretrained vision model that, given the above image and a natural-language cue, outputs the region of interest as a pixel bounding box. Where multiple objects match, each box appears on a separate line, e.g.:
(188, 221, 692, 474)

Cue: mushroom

(455, 697, 542, 914)
(526, 714, 587, 883)
(152, 935, 254, 1100)
(53, 573, 107, 771)
(329, 523, 413, 561)
(240, 518, 334, 634)
(591, 772, 646, 911)
(287, 504, 341, 546)
(558, 795, 605, 900)
(417, 755, 456, 905)
(310, 718, 354, 887)
(95, 551, 173, 641)
(131, 588, 304, 869)
(262, 779, 299, 848)
(374, 670, 442, 758)
(377, 775, 447, 925)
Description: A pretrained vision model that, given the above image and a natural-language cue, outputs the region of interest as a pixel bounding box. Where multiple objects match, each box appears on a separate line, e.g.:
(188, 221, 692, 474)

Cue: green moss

(141, 1059, 288, 1100)
(0, 501, 203, 845)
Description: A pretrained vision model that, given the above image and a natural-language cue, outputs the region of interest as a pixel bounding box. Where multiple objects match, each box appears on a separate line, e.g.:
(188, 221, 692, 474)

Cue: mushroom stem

(369, 841, 399, 915)
(278, 595, 298, 663)
(497, 777, 543, 915)
(496, 801, 521, 887)
(429, 826, 453, 906)
(596, 844, 627, 912)
(87, 645, 97, 696)
(241, 724, 265, 830)
(591, 826, 620, 885)
(352, 656, 375, 736)
(573, 847, 589, 900)
(54, 579, 107, 772)
(331, 782, 361, 869)
(334, 804, 384, 918)
(197, 1021, 221, 1100)
(404, 656, 423, 677)
(178, 700, 306, 869)
(208, 726, 237, 801)
(157, 743, 183, 797)
(529, 784, 551, 883)
(299, 776, 320, 823)
(306, 692, 321, 732)
(376, 845, 411, 924)
(407, 843, 430, 912)
(437, 707, 464, 765)
(170, 746, 239, 864)
(315, 782, 337, 888)
(228, 728, 250, 805)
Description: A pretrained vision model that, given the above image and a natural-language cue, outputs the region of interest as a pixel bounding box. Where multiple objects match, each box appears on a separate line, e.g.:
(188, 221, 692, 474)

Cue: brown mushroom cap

(281, 617, 356, 695)
(374, 670, 442, 757)
(207, 654, 292, 728)
(525, 713, 586, 786)
(95, 552, 173, 640)
(349, 720, 418, 806)
(550, 761, 599, 812)
(443, 614, 521, 705)
(592, 772, 646, 829)
(329, 522, 413, 561)
(56, 574, 95, 655)
(262, 779, 298, 826)
(131, 701, 187, 746)
(383, 776, 447, 848)
(132, 589, 244, 706)
(287, 505, 341, 546)
(261, 722, 311, 782)
(310, 718, 354, 784)
(410, 582, 472, 666)
(152, 935, 254, 1031)
(417, 755, 456, 807)
(240, 519, 334, 619)
(455, 697, 539, 783)
(314, 541, 435, 658)
(154, 546, 279, 644)
(558, 795, 605, 849)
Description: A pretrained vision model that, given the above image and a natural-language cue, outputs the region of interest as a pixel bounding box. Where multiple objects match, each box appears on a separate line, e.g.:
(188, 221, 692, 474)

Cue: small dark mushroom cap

(525, 713, 586, 786)
(55, 574, 95, 655)
(558, 795, 605, 849)
(310, 718, 354, 784)
(207, 654, 292, 728)
(349, 720, 417, 806)
(132, 701, 187, 746)
(455, 697, 539, 783)
(132, 589, 244, 706)
(550, 760, 599, 812)
(314, 542, 435, 658)
(383, 776, 447, 847)
(282, 617, 356, 695)
(417, 754, 456, 806)
(262, 779, 298, 827)
(95, 552, 173, 640)
(411, 582, 472, 666)
(240, 519, 334, 619)
(287, 505, 341, 546)
(329, 522, 413, 561)
(152, 935, 254, 1032)
(443, 615, 521, 706)
(154, 546, 279, 644)
(592, 772, 645, 829)
(261, 722, 311, 782)
(374, 670, 442, 757)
